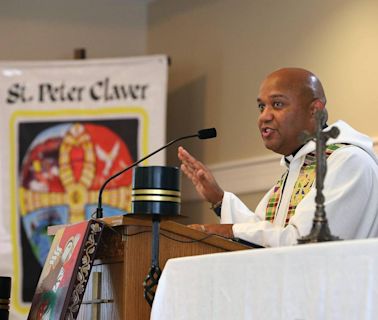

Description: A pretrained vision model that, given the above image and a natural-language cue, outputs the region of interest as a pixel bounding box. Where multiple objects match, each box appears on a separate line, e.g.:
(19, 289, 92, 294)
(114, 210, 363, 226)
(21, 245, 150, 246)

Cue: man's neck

(284, 145, 304, 165)
(284, 123, 329, 163)
(290, 145, 305, 158)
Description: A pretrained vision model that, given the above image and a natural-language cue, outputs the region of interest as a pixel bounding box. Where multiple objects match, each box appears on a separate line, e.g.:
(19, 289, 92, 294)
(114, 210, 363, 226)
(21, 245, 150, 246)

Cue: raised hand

(178, 146, 224, 205)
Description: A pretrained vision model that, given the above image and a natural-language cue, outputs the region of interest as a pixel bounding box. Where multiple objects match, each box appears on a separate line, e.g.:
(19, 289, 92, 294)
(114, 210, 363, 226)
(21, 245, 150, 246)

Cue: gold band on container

(0, 304, 9, 310)
(132, 195, 181, 203)
(132, 189, 180, 197)
(0, 299, 10, 304)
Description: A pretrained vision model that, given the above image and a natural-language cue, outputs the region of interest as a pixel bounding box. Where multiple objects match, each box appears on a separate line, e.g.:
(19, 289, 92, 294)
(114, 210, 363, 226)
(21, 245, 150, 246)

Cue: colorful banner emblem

(0, 56, 168, 318)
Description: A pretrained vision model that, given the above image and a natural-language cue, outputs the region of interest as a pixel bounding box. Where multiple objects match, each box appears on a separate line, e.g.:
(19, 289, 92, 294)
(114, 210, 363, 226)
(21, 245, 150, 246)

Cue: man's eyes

(273, 101, 284, 108)
(257, 103, 265, 112)
(257, 101, 284, 112)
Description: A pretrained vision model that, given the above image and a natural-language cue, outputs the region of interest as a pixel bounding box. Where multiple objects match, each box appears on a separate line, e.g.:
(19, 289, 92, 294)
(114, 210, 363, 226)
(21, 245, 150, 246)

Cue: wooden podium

(50, 215, 251, 319)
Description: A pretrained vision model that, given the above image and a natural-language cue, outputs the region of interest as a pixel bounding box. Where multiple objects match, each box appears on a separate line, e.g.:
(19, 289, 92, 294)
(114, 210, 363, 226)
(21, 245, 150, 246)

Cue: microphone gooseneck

(95, 128, 217, 218)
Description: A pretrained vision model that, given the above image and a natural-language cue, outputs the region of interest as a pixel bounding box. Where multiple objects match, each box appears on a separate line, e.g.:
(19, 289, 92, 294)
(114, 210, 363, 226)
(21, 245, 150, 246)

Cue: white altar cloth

(151, 238, 378, 320)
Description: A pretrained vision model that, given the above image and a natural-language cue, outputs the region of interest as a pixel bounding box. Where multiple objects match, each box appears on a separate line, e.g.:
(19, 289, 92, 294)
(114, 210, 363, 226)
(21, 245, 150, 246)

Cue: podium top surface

(48, 215, 252, 252)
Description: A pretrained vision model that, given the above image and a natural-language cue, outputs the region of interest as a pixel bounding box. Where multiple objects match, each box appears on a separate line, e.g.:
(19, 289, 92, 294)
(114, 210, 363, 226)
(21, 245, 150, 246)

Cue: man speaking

(178, 68, 378, 247)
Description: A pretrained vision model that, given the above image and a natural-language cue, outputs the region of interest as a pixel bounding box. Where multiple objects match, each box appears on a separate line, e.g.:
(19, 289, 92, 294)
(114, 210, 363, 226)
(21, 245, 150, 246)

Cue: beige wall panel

(148, 0, 378, 220)
(0, 0, 147, 60)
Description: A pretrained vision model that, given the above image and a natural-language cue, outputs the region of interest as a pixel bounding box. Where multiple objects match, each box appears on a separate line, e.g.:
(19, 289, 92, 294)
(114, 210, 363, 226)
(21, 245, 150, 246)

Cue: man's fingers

(187, 224, 206, 232)
(178, 146, 204, 171)
(196, 169, 206, 180)
(177, 146, 186, 161)
(180, 164, 194, 179)
(183, 166, 209, 186)
(179, 148, 209, 183)
(197, 169, 213, 186)
(181, 163, 196, 179)
(181, 164, 199, 185)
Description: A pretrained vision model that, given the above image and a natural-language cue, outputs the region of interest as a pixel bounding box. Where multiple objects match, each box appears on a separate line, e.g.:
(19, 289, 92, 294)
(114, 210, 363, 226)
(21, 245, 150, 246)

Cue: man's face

(257, 75, 315, 156)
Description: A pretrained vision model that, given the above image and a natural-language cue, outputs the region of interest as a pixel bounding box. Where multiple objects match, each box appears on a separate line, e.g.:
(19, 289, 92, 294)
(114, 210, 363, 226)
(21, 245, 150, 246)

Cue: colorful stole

(265, 144, 344, 226)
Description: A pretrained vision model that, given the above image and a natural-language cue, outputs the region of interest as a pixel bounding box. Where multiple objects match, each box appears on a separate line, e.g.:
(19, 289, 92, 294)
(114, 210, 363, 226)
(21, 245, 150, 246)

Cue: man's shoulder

(328, 143, 378, 170)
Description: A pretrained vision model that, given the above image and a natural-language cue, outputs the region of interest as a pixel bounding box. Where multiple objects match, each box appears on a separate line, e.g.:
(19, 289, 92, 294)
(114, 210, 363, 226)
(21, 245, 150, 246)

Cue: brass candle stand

(298, 110, 342, 244)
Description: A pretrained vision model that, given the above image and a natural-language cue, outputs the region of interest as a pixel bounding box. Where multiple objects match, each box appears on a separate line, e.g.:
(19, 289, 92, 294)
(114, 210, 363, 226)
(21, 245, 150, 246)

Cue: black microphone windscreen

(198, 128, 217, 139)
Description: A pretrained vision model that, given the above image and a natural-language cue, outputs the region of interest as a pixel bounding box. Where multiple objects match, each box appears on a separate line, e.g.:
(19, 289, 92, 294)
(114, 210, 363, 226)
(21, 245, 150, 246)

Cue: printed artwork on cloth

(0, 56, 168, 318)
(27, 219, 104, 320)
(265, 144, 345, 226)
(18, 118, 137, 302)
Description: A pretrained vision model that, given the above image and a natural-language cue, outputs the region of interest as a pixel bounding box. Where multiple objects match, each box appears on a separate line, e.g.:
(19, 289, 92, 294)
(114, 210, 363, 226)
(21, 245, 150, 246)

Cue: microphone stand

(298, 109, 341, 244)
(143, 214, 162, 307)
(96, 133, 198, 218)
(94, 128, 217, 305)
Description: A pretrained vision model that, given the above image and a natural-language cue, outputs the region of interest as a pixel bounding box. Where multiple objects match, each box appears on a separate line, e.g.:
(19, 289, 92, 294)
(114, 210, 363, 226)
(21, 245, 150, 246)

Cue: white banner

(0, 55, 168, 318)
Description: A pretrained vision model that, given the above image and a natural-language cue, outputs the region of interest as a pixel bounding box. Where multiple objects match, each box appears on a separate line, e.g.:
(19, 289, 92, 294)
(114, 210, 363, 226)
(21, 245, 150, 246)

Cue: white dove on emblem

(95, 142, 120, 176)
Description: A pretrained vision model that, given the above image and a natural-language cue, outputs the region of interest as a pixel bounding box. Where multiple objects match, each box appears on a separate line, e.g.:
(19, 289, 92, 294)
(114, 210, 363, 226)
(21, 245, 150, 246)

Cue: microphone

(198, 128, 216, 139)
(95, 128, 217, 218)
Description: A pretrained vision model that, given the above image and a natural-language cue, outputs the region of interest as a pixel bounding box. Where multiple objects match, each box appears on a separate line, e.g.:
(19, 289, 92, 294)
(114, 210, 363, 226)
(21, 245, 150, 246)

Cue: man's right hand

(178, 146, 224, 205)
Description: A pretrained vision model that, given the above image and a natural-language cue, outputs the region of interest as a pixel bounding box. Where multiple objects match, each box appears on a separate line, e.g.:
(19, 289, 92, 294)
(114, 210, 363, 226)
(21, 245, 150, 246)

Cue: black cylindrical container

(132, 166, 181, 216)
(0, 276, 11, 320)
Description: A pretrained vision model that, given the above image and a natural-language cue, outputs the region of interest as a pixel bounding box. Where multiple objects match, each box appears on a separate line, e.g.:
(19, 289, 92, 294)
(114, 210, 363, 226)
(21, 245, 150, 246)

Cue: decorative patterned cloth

(265, 144, 344, 226)
(265, 171, 288, 223)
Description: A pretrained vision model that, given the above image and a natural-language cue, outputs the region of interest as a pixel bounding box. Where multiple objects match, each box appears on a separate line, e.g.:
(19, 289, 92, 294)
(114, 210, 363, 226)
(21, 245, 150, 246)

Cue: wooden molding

(182, 137, 378, 202)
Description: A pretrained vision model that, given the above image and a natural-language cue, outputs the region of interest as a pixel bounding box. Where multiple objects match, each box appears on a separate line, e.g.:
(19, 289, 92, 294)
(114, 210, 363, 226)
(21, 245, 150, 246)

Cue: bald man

(178, 68, 378, 247)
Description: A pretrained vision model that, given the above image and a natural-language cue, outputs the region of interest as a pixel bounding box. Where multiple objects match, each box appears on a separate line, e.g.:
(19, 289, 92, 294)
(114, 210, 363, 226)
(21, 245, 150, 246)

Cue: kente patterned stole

(265, 144, 344, 226)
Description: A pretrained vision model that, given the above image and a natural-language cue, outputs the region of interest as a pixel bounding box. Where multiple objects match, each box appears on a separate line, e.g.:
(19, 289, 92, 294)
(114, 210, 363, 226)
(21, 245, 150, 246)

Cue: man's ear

(311, 99, 325, 116)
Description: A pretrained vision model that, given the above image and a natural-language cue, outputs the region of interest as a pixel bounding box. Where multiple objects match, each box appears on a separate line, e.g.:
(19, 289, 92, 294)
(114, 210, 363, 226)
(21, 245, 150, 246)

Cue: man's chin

(264, 143, 285, 155)
(264, 142, 278, 152)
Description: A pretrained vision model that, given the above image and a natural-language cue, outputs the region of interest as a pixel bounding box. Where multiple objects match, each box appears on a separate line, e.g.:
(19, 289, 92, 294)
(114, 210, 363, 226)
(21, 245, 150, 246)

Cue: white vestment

(221, 121, 378, 247)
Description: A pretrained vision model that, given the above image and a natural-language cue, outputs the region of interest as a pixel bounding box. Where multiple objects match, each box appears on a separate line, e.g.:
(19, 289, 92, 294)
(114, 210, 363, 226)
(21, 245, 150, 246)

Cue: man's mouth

(261, 127, 274, 138)
(261, 127, 275, 138)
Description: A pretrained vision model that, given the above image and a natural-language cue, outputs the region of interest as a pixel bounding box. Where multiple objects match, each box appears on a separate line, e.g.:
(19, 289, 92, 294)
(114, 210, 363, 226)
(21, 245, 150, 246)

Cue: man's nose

(258, 106, 274, 122)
